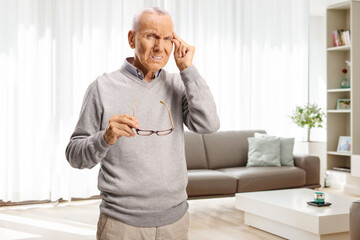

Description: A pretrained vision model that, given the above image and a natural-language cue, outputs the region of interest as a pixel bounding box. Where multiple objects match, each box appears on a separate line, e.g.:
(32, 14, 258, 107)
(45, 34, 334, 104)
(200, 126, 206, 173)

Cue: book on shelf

(332, 167, 351, 173)
(333, 29, 351, 47)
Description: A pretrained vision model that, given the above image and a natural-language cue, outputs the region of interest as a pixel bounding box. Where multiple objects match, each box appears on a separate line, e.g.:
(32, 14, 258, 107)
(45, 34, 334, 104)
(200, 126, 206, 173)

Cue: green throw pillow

(247, 137, 281, 167)
(254, 133, 295, 166)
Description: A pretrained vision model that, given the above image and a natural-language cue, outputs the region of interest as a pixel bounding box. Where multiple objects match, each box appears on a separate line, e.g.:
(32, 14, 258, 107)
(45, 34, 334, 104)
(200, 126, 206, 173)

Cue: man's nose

(153, 39, 163, 52)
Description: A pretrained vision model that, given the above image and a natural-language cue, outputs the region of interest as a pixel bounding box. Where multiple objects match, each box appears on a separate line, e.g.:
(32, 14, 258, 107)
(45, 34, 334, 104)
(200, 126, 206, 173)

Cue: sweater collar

(123, 57, 162, 81)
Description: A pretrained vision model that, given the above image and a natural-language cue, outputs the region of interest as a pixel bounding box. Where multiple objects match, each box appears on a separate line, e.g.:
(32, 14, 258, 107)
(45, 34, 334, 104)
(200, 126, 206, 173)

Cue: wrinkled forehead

(137, 13, 174, 35)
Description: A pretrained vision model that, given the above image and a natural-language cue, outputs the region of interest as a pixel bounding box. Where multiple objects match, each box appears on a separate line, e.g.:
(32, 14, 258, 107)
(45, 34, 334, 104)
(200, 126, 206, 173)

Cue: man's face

(129, 13, 174, 75)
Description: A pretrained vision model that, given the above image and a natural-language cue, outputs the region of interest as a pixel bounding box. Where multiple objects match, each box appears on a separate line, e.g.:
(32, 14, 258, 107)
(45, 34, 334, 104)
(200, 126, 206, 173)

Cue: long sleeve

(65, 80, 112, 169)
(181, 65, 220, 134)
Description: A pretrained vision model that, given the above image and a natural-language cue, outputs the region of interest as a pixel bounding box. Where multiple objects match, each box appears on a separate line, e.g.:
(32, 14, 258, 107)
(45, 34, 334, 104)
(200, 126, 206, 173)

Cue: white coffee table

(235, 188, 358, 240)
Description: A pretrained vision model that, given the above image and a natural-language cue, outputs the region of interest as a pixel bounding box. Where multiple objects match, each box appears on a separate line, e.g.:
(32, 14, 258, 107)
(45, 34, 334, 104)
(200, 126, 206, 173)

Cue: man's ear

(128, 30, 136, 49)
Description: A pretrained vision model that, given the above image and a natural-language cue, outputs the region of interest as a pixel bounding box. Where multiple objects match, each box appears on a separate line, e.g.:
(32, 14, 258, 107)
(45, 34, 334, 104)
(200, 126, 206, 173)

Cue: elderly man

(66, 7, 219, 240)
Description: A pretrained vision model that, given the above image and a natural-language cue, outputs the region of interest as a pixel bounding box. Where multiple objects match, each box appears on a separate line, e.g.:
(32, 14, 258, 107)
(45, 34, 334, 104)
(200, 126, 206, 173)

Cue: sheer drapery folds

(0, 0, 308, 202)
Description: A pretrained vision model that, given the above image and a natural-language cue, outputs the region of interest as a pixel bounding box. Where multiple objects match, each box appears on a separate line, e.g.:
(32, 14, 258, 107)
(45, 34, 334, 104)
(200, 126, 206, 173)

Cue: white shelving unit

(326, 1, 360, 195)
(327, 88, 351, 92)
(327, 110, 351, 113)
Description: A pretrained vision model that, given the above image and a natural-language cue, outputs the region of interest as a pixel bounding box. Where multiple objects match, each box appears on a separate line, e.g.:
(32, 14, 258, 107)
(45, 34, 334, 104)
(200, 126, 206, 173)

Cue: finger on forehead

(173, 32, 183, 42)
(172, 38, 180, 48)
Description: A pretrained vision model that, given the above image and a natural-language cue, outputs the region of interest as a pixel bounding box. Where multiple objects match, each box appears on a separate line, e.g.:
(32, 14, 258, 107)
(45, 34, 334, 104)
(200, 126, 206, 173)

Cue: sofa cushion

(184, 131, 208, 169)
(247, 137, 281, 167)
(187, 169, 237, 197)
(203, 130, 266, 169)
(218, 166, 306, 192)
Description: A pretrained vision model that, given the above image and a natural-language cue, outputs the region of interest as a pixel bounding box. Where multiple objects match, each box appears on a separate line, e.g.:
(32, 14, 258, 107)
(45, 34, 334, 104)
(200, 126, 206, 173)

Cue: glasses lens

(137, 130, 154, 136)
(156, 129, 173, 136)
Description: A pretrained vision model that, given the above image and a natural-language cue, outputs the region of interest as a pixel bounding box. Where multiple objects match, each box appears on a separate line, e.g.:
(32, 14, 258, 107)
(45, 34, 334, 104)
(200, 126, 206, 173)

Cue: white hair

(131, 7, 172, 31)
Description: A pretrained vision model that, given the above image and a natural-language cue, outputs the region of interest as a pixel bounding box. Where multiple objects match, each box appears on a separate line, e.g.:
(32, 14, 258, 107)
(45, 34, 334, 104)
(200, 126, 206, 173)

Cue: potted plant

(290, 103, 325, 142)
(290, 103, 326, 186)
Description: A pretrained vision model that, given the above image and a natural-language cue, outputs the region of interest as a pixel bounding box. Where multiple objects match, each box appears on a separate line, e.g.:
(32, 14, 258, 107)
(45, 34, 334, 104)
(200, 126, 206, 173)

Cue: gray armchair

(350, 200, 360, 240)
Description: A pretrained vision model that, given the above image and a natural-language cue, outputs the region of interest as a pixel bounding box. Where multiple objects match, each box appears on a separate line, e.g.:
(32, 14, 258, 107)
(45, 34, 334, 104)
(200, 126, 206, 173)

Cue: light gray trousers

(97, 212, 189, 240)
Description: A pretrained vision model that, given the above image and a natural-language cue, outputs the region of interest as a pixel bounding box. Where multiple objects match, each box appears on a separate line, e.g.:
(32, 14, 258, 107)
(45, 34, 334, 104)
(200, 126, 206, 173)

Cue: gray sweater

(65, 60, 220, 227)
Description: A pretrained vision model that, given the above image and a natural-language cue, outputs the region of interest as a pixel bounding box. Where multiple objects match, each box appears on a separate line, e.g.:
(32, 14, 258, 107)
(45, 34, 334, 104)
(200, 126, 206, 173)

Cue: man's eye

(165, 37, 172, 41)
(147, 34, 154, 38)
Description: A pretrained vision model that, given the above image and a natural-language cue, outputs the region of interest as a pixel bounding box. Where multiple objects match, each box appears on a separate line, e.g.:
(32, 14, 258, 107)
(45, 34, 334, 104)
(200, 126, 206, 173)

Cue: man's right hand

(103, 114, 139, 145)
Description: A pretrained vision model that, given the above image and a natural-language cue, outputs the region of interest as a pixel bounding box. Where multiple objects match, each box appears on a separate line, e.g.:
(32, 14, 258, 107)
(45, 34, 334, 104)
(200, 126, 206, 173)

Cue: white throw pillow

(254, 133, 295, 166)
(247, 137, 281, 167)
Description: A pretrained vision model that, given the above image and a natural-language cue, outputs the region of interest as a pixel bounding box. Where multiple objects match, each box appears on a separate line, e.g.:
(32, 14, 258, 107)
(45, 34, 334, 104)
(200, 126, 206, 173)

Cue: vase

(340, 74, 350, 88)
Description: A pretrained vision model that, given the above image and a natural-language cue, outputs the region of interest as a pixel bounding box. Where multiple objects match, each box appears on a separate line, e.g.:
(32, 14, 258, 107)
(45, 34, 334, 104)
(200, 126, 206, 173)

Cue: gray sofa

(350, 200, 360, 240)
(185, 130, 321, 198)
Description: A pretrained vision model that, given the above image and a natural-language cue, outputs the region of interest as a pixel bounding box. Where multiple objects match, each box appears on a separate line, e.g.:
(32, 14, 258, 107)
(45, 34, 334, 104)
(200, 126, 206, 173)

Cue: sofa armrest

(350, 201, 360, 240)
(293, 154, 320, 187)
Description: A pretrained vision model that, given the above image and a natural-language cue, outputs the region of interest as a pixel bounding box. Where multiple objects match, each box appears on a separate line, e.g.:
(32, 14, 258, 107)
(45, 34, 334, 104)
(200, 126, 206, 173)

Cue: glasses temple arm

(160, 100, 174, 129)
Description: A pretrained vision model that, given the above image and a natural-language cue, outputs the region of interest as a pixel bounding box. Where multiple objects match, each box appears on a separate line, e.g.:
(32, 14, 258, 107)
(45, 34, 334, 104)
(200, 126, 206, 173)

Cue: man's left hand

(172, 32, 195, 72)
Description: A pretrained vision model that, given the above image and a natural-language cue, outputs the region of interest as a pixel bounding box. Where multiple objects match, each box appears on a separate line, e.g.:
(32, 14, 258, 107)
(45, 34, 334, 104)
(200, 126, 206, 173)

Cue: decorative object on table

(306, 201, 332, 207)
(336, 98, 351, 110)
(307, 192, 332, 207)
(340, 68, 350, 88)
(337, 136, 351, 153)
(314, 192, 325, 204)
(324, 172, 331, 187)
(290, 103, 325, 142)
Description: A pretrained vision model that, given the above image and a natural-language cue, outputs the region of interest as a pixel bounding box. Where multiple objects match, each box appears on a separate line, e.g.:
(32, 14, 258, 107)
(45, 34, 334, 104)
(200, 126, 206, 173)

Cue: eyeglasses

(133, 100, 174, 136)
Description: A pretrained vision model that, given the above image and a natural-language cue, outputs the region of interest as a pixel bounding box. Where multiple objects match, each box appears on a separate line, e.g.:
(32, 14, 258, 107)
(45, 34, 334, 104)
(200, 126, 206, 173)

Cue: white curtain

(0, 0, 309, 202)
